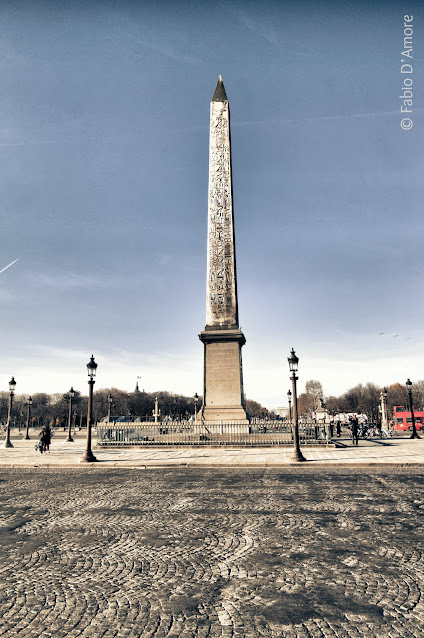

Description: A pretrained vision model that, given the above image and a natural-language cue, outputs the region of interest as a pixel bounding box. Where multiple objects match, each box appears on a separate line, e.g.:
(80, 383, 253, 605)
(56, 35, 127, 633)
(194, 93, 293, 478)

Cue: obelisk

(199, 76, 249, 424)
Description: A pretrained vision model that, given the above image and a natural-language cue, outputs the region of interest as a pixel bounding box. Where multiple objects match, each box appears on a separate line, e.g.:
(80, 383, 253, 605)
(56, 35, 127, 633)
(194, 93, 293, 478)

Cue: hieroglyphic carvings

(206, 101, 238, 327)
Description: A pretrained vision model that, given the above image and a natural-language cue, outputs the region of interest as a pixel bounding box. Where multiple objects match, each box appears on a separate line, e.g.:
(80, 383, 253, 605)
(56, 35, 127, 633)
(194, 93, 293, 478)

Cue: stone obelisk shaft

(206, 78, 238, 328)
(199, 77, 248, 424)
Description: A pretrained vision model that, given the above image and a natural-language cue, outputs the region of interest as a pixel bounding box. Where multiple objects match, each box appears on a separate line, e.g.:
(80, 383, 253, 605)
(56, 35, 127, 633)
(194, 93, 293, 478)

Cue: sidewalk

(1, 430, 424, 467)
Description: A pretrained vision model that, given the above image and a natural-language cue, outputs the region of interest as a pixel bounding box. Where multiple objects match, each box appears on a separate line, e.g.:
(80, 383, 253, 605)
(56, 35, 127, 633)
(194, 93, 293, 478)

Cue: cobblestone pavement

(1, 466, 424, 637)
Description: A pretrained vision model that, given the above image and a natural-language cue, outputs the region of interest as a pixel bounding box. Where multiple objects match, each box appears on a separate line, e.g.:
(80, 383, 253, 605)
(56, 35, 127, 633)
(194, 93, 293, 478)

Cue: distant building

(275, 406, 289, 418)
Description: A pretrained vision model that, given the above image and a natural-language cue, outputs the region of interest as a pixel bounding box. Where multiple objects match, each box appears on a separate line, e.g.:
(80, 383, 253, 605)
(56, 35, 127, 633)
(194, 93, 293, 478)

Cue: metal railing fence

(96, 421, 331, 446)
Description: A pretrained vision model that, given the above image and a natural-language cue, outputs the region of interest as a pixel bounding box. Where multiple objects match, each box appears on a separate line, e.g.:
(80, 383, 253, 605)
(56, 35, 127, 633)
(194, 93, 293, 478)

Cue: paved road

(1, 430, 424, 467)
(1, 466, 424, 637)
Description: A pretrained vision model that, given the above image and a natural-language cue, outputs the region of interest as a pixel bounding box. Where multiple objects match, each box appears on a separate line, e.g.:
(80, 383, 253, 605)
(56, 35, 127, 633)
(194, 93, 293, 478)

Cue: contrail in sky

(0, 258, 20, 275)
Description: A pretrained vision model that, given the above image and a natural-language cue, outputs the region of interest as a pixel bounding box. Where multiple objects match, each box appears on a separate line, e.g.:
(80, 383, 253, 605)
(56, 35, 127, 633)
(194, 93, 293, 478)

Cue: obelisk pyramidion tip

(212, 75, 228, 102)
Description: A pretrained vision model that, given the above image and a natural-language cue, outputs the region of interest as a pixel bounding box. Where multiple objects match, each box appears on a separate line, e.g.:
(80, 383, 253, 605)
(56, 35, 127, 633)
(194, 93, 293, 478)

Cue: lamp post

(3, 377, 16, 448)
(81, 356, 98, 462)
(66, 387, 75, 442)
(24, 396, 32, 440)
(288, 349, 306, 462)
(287, 389, 292, 423)
(406, 379, 420, 439)
(194, 392, 199, 423)
(107, 393, 113, 423)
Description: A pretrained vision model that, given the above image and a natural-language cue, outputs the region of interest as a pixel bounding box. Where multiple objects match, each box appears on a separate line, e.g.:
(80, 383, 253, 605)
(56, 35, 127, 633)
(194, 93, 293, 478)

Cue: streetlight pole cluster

(3, 352, 422, 458)
(2, 355, 198, 460)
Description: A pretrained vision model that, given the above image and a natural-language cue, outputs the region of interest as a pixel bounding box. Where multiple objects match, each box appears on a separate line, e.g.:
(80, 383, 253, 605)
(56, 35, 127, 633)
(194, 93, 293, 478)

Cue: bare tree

(305, 380, 324, 409)
(245, 399, 270, 419)
(387, 383, 409, 416)
(410, 380, 424, 410)
(297, 393, 315, 417)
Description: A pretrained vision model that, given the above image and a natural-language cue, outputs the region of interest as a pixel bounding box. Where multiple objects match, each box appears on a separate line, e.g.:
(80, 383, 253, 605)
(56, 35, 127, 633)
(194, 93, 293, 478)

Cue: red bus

(393, 405, 424, 431)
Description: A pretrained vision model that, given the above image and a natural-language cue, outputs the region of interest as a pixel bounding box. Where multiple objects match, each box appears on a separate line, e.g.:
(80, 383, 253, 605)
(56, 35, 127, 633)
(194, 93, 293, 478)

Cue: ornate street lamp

(406, 379, 420, 439)
(107, 393, 113, 423)
(287, 389, 292, 423)
(81, 356, 98, 462)
(194, 392, 199, 424)
(24, 396, 32, 440)
(3, 377, 16, 448)
(66, 387, 76, 442)
(288, 349, 306, 462)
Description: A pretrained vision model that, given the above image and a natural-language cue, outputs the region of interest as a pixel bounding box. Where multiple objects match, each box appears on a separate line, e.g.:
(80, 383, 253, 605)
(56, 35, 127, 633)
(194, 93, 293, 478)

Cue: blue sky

(0, 0, 422, 408)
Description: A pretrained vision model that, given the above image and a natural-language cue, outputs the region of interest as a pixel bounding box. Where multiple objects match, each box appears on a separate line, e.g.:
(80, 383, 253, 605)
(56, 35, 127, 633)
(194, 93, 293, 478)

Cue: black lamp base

(81, 450, 97, 463)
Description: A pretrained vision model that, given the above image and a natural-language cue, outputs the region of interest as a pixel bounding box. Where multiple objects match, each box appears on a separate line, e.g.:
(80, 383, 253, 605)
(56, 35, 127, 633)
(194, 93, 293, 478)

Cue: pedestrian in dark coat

(350, 416, 359, 446)
(39, 425, 52, 452)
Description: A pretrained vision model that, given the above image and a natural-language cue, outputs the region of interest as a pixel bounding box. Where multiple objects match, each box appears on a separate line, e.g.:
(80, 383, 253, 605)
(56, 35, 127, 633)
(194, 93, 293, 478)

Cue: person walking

(350, 415, 359, 446)
(39, 424, 52, 452)
(44, 424, 52, 451)
(38, 427, 46, 453)
(336, 420, 342, 437)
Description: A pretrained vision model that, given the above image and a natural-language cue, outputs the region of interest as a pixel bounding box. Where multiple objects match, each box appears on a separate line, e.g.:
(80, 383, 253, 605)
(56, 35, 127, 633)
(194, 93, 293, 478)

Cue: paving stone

(1, 466, 424, 637)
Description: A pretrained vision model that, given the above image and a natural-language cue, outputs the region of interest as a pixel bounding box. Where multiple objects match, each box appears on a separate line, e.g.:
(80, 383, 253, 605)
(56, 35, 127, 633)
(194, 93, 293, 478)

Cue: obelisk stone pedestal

(199, 328, 248, 424)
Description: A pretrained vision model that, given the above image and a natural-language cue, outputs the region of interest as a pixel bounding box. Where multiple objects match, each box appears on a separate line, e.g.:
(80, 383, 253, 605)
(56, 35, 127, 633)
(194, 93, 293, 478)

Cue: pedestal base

(199, 328, 248, 424)
(201, 407, 249, 425)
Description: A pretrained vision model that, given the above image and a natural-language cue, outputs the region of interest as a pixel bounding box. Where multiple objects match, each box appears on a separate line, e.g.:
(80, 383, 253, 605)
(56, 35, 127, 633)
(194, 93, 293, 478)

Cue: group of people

(348, 416, 387, 445)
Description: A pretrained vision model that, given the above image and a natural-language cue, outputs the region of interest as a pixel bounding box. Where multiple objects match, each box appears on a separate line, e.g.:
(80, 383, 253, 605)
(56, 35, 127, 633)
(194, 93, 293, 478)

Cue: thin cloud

(28, 272, 149, 290)
(109, 12, 202, 65)
(234, 8, 281, 47)
(0, 133, 132, 148)
(133, 36, 200, 65)
(36, 345, 92, 362)
(30, 273, 110, 290)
